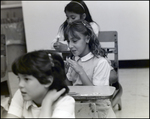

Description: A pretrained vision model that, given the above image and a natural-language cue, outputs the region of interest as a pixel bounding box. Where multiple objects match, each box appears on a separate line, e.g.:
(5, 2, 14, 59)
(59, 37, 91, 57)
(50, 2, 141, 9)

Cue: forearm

(39, 89, 66, 118)
(78, 70, 94, 86)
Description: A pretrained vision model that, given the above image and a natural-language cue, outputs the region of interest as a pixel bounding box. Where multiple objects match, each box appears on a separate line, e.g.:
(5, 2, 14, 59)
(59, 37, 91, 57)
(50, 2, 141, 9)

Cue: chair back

(98, 31, 119, 88)
(98, 31, 119, 73)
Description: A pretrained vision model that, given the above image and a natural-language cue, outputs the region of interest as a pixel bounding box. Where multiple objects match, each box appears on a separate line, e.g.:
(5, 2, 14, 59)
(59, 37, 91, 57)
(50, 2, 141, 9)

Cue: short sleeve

(92, 58, 111, 86)
(8, 89, 24, 118)
(52, 95, 75, 118)
(90, 22, 100, 37)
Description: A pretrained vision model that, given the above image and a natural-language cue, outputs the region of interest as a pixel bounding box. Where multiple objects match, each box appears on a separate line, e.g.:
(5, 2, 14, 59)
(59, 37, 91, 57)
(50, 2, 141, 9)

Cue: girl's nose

(68, 42, 74, 49)
(67, 19, 73, 24)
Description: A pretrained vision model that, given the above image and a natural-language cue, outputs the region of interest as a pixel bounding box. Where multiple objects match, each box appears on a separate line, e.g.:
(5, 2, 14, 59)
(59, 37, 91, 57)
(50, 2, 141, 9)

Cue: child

(64, 20, 116, 118)
(51, 0, 100, 51)
(6, 50, 75, 118)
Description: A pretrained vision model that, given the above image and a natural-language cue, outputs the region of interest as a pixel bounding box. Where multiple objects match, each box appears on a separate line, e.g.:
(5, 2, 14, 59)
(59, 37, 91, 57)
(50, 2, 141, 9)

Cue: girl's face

(66, 11, 84, 24)
(68, 31, 90, 57)
(18, 74, 48, 105)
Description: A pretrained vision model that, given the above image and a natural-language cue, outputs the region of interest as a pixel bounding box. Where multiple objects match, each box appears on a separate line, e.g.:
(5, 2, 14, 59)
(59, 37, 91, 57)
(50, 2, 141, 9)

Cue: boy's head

(12, 50, 69, 96)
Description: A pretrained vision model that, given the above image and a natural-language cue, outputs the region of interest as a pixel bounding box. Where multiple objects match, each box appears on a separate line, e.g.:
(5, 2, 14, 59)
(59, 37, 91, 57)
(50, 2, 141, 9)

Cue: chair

(98, 31, 123, 110)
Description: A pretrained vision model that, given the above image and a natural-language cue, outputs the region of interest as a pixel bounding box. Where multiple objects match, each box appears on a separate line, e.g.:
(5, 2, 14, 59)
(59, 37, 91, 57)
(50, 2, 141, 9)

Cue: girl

(64, 20, 116, 118)
(51, 0, 100, 51)
(6, 50, 75, 118)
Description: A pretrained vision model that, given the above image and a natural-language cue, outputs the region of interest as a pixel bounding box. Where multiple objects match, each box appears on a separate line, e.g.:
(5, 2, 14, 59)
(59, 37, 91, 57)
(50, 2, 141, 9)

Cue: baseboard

(119, 59, 149, 68)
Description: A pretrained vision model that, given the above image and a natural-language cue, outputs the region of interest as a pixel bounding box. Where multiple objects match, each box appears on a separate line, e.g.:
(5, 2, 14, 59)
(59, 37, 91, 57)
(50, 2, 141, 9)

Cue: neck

(79, 46, 90, 57)
(33, 90, 48, 107)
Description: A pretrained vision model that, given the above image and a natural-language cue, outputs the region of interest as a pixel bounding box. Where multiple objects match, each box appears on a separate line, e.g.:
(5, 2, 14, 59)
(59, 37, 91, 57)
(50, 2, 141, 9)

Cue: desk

(68, 86, 115, 101)
(68, 86, 116, 118)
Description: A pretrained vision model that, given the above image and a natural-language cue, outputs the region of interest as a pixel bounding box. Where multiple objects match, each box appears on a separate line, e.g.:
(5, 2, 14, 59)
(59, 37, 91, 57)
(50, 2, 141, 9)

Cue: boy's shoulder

(53, 94, 75, 107)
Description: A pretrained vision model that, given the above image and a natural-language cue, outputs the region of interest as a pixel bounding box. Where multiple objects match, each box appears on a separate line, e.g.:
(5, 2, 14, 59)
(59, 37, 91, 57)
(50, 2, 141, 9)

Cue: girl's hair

(12, 50, 69, 95)
(61, 0, 95, 34)
(65, 0, 93, 22)
(64, 20, 106, 57)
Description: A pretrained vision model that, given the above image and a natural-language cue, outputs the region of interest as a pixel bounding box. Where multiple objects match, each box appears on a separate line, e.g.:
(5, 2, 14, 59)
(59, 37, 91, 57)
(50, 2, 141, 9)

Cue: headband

(71, 1, 85, 11)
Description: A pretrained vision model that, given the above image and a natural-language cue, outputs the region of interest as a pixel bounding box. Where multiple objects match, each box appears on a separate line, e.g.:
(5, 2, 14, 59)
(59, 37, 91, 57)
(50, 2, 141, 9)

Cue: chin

(22, 95, 32, 101)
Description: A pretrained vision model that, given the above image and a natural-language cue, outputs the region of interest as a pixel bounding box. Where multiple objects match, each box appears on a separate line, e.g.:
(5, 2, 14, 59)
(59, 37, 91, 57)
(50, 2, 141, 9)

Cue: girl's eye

(71, 17, 75, 20)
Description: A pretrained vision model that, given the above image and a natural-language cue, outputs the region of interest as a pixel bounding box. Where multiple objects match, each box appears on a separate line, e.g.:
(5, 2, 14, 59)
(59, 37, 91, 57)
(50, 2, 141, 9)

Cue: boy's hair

(64, 20, 106, 57)
(61, 0, 96, 34)
(12, 50, 69, 95)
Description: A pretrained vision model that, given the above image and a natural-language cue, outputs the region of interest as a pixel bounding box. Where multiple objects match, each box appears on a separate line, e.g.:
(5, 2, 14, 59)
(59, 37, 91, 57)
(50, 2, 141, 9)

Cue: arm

(93, 58, 111, 86)
(52, 27, 69, 51)
(53, 41, 68, 51)
(39, 88, 66, 117)
(66, 58, 94, 86)
(78, 69, 94, 86)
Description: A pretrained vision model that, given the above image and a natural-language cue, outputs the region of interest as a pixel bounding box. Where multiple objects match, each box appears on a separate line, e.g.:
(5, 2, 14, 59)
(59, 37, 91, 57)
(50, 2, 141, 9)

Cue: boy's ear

(44, 76, 53, 88)
(81, 13, 86, 20)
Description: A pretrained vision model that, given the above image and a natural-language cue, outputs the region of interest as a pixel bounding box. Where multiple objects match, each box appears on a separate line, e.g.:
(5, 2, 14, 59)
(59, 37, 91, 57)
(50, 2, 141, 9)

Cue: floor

(114, 68, 149, 118)
(4, 68, 150, 118)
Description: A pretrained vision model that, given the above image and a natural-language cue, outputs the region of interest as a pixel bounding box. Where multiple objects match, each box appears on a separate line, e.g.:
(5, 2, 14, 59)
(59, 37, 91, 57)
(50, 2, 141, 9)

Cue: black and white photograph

(1, 1, 149, 118)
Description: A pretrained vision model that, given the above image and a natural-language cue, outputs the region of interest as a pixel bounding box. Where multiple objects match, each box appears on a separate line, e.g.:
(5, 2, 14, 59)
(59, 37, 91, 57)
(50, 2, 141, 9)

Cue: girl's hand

(53, 42, 68, 51)
(42, 88, 66, 106)
(66, 58, 83, 74)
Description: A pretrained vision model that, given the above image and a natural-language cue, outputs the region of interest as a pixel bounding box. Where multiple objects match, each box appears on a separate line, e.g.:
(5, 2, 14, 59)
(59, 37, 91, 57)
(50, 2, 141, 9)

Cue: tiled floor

(5, 68, 150, 118)
(114, 68, 149, 118)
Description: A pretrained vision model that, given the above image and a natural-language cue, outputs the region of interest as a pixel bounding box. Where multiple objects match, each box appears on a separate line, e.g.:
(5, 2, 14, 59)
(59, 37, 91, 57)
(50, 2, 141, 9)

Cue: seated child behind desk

(51, 0, 100, 51)
(64, 20, 116, 118)
(6, 50, 75, 118)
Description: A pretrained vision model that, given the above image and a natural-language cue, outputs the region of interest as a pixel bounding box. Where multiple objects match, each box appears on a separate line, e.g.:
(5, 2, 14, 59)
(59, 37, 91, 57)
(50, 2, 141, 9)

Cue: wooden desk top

(68, 86, 116, 100)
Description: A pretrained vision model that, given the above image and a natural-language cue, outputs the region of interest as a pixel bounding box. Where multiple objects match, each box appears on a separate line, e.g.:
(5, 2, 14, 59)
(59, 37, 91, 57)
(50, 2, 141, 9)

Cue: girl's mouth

(71, 50, 76, 53)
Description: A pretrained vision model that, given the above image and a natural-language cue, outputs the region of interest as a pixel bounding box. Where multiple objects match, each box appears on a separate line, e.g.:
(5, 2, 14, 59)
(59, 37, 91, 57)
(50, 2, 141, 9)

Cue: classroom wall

(22, 1, 149, 60)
